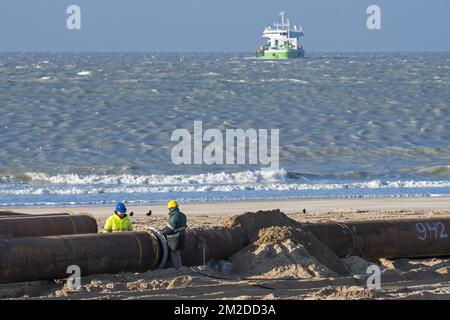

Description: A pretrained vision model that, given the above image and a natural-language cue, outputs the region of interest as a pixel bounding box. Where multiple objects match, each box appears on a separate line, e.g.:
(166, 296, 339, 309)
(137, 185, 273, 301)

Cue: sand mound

(230, 226, 350, 279)
(226, 210, 389, 279)
(225, 209, 299, 241)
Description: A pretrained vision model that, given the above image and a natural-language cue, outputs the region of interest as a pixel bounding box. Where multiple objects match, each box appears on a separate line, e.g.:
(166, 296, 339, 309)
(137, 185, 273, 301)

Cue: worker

(161, 200, 187, 269)
(103, 202, 133, 233)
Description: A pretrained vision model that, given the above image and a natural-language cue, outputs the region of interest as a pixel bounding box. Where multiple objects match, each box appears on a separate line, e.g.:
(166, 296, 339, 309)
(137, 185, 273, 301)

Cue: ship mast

(287, 19, 290, 39)
(279, 11, 285, 29)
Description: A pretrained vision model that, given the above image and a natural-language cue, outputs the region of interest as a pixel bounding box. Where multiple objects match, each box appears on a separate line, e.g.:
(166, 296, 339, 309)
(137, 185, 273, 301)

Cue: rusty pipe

(0, 213, 70, 218)
(0, 214, 97, 238)
(0, 227, 248, 283)
(302, 217, 450, 259)
(0, 231, 161, 284)
(180, 228, 249, 267)
(0, 211, 30, 217)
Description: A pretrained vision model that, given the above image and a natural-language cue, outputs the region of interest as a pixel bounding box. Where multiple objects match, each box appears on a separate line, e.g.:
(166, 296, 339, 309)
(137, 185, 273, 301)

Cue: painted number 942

(416, 222, 449, 241)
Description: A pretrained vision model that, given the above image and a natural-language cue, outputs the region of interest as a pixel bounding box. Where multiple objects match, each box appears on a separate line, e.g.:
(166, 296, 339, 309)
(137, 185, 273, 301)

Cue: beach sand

(1, 197, 450, 300)
(13, 196, 450, 217)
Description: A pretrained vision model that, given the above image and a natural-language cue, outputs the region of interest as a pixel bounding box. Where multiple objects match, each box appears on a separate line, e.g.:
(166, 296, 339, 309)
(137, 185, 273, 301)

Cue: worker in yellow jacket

(103, 202, 133, 232)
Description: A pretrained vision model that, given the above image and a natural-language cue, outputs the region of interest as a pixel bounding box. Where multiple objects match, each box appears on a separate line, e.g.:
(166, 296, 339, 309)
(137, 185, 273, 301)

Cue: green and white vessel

(256, 12, 305, 59)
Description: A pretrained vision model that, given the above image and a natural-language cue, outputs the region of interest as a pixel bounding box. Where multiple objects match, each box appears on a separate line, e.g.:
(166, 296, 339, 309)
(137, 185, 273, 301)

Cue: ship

(256, 12, 305, 59)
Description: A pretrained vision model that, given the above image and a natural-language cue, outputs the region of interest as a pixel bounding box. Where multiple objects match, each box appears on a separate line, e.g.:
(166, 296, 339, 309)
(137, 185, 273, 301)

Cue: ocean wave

(4, 169, 289, 185)
(114, 79, 139, 84)
(260, 78, 309, 84)
(3, 167, 450, 186)
(77, 70, 91, 76)
(1, 179, 450, 196)
(416, 166, 450, 178)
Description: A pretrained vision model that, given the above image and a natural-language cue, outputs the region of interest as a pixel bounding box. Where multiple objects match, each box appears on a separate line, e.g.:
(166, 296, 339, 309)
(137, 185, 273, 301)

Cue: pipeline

(0, 214, 97, 238)
(2, 215, 450, 284)
(0, 231, 161, 284)
(181, 228, 249, 266)
(0, 213, 70, 218)
(0, 211, 30, 217)
(0, 227, 248, 284)
(302, 217, 450, 260)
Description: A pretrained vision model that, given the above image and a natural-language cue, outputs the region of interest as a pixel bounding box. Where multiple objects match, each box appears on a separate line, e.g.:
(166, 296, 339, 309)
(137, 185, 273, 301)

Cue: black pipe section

(180, 228, 249, 266)
(0, 231, 160, 284)
(0, 214, 97, 238)
(0, 227, 249, 284)
(302, 217, 450, 259)
(0, 211, 30, 217)
(0, 213, 70, 218)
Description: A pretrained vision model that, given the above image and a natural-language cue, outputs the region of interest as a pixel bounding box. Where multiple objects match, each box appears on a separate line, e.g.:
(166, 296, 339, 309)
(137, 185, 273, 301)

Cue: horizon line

(1, 50, 450, 54)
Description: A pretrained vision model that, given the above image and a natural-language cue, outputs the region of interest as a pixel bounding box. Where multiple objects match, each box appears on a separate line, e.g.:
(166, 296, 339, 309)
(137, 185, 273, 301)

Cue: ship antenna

(287, 18, 290, 38)
(279, 11, 285, 27)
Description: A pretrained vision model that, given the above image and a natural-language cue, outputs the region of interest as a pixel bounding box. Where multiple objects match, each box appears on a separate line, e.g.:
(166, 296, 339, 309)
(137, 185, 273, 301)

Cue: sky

(0, 0, 449, 52)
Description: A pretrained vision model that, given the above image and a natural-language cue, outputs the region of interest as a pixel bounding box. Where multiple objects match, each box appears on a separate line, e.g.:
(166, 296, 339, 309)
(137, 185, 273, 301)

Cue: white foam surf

(1, 172, 450, 196)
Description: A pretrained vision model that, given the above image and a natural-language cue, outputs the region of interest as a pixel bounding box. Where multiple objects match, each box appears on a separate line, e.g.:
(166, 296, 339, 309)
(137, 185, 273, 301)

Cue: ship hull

(256, 47, 305, 59)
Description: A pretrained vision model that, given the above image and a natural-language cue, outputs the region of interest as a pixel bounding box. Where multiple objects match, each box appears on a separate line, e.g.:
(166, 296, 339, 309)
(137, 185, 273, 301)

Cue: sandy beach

(13, 197, 450, 217)
(1, 197, 450, 300)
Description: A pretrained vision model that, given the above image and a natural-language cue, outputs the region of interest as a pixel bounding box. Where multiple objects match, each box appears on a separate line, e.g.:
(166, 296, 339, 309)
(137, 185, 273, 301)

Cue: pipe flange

(148, 227, 169, 269)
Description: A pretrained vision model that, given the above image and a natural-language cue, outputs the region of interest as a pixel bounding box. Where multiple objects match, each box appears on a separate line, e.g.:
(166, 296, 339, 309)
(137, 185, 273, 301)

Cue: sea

(0, 52, 449, 208)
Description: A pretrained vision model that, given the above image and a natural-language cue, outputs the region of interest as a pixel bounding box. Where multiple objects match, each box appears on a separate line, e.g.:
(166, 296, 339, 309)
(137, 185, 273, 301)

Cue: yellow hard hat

(167, 200, 178, 209)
